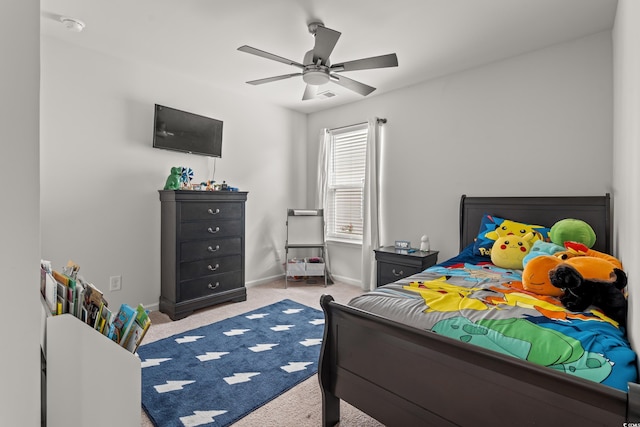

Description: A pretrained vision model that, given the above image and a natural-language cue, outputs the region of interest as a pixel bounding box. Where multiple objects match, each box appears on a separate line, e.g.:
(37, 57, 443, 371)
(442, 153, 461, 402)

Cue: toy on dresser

(163, 167, 182, 190)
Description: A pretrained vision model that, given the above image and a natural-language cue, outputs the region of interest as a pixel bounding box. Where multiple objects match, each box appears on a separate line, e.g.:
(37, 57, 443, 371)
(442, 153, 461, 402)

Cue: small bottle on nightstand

(420, 235, 430, 252)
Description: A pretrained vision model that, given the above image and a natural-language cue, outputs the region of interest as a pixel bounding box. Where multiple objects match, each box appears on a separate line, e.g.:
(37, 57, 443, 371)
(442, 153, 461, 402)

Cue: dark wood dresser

(374, 246, 439, 287)
(159, 190, 248, 320)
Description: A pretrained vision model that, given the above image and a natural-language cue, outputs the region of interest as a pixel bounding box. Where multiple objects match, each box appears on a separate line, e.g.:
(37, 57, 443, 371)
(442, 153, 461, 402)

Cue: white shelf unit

(40, 297, 141, 427)
(285, 209, 327, 287)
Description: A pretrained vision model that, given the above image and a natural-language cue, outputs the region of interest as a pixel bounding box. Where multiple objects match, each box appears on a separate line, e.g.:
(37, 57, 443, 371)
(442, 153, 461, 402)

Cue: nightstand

(374, 246, 439, 287)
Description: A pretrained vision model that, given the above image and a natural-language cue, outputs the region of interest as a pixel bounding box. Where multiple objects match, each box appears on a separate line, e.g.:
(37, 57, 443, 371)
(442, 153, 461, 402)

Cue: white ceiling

(40, 0, 618, 114)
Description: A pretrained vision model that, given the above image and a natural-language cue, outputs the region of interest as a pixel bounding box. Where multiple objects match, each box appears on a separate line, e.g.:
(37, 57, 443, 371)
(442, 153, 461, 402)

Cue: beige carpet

(140, 278, 385, 426)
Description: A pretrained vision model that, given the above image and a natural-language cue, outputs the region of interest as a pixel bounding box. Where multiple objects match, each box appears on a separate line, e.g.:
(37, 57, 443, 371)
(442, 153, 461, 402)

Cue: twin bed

(319, 194, 640, 426)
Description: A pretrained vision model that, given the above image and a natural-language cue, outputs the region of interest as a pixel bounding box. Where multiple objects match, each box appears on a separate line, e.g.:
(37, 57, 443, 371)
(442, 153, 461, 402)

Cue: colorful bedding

(349, 244, 638, 391)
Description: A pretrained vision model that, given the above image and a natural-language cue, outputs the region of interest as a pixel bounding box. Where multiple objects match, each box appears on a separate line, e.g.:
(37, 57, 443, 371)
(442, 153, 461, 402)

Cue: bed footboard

(318, 294, 638, 427)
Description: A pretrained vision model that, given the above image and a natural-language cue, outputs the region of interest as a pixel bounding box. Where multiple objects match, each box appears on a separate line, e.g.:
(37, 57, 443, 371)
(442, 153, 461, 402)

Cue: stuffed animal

(164, 166, 182, 190)
(522, 252, 624, 297)
(549, 264, 628, 326)
(521, 255, 565, 296)
(556, 241, 623, 270)
(550, 218, 596, 248)
(485, 219, 546, 243)
(522, 240, 565, 268)
(490, 232, 536, 270)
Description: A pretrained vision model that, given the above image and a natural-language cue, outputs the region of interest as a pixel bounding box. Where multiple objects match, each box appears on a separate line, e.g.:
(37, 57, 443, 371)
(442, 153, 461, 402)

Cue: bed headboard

(459, 194, 611, 254)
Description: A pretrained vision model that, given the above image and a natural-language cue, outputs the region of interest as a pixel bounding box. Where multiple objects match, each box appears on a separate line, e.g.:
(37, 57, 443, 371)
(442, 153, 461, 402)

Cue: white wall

(0, 1, 41, 426)
(40, 38, 307, 310)
(613, 0, 640, 353)
(308, 32, 614, 284)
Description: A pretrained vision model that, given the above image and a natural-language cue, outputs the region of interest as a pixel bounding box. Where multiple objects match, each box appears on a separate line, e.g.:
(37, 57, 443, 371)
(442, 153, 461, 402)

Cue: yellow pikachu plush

(490, 232, 536, 270)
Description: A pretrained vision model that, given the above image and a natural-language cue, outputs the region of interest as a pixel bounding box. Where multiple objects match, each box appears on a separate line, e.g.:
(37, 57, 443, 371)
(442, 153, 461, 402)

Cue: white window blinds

(326, 123, 368, 242)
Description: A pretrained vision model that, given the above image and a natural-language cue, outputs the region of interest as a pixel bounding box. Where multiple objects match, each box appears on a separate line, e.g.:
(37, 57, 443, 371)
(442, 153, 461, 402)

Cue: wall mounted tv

(153, 104, 223, 157)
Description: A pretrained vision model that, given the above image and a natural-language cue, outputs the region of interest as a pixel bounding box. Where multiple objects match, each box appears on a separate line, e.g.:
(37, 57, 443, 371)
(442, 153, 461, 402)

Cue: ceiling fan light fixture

(238, 21, 398, 99)
(303, 70, 330, 85)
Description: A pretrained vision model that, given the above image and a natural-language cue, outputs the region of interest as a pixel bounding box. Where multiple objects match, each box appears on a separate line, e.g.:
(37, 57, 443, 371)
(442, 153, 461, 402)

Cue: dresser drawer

(179, 271, 243, 300)
(181, 237, 242, 262)
(378, 262, 421, 285)
(180, 219, 242, 240)
(180, 255, 242, 281)
(181, 202, 242, 221)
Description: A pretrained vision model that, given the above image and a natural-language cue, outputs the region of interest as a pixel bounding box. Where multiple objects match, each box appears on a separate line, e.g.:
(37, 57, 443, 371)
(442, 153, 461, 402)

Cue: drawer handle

(207, 245, 220, 253)
(208, 208, 220, 215)
(391, 268, 404, 276)
(207, 226, 220, 234)
(208, 282, 220, 290)
(207, 263, 220, 271)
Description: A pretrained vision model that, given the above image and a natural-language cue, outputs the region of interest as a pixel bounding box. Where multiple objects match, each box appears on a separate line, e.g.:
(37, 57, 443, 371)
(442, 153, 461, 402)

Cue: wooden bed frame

(319, 194, 640, 426)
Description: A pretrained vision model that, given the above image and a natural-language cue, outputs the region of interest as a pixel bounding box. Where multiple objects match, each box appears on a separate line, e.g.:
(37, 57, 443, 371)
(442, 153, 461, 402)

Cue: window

(326, 123, 368, 243)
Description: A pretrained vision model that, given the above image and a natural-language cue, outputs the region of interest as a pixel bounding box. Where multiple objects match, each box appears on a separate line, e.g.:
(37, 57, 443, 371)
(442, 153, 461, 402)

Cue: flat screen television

(153, 104, 223, 157)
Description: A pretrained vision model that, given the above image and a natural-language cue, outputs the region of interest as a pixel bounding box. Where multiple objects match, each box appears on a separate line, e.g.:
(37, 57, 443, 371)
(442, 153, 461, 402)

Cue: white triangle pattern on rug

(139, 300, 325, 427)
(196, 351, 229, 361)
(175, 335, 205, 344)
(179, 410, 228, 427)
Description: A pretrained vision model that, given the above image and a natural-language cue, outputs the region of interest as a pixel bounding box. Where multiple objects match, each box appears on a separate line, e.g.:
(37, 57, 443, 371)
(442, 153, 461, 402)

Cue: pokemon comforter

(349, 244, 638, 392)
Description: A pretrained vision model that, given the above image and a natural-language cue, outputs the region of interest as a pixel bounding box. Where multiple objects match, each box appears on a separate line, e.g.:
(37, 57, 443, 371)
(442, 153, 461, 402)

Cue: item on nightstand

(420, 235, 430, 252)
(163, 166, 182, 190)
(395, 240, 411, 250)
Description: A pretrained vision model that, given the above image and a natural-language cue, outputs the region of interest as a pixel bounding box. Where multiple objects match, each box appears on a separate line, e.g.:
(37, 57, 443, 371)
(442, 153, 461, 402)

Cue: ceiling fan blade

(330, 74, 376, 96)
(238, 45, 304, 69)
(331, 53, 398, 72)
(246, 73, 302, 85)
(302, 85, 317, 100)
(312, 26, 341, 65)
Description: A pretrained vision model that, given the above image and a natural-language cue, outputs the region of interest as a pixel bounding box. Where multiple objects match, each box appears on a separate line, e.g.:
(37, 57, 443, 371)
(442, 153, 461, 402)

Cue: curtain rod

(329, 118, 387, 132)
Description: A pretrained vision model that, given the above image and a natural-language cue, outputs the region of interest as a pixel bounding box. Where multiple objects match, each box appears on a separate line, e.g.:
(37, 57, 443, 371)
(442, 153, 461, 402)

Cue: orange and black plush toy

(521, 243, 624, 296)
(521, 244, 628, 325)
(549, 262, 628, 326)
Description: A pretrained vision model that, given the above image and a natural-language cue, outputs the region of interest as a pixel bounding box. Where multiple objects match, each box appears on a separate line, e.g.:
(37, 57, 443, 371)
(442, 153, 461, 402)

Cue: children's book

(123, 305, 151, 353)
(40, 266, 57, 314)
(83, 283, 106, 328)
(110, 304, 136, 345)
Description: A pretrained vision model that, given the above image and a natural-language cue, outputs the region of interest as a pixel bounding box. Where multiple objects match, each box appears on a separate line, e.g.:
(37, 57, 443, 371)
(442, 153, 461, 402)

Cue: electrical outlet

(276, 250, 283, 262)
(109, 275, 122, 291)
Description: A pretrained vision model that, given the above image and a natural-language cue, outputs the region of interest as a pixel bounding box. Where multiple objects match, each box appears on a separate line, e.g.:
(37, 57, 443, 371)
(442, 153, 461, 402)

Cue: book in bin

(40, 259, 151, 353)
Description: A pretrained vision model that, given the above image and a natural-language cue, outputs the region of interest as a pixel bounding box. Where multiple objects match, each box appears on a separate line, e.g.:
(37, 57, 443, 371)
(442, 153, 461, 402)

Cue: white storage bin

(305, 257, 325, 276)
(286, 260, 306, 276)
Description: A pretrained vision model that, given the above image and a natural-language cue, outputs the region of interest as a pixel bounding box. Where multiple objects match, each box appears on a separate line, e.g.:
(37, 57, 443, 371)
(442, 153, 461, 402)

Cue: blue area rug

(138, 299, 324, 427)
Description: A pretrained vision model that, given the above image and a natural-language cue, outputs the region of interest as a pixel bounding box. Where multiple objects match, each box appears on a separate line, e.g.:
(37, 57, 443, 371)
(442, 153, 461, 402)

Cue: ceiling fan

(237, 21, 398, 100)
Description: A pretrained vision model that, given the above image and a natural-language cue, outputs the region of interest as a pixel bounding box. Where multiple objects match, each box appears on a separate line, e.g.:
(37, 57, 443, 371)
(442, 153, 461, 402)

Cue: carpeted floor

(140, 278, 385, 427)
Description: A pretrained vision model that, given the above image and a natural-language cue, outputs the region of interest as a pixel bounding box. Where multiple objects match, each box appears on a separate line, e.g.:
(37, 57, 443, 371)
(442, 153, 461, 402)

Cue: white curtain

(316, 129, 334, 283)
(361, 118, 381, 291)
(316, 129, 330, 210)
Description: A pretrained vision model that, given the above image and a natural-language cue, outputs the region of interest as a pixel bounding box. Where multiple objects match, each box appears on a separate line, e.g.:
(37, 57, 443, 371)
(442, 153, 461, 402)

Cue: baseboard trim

(146, 274, 363, 310)
(247, 274, 363, 289)
(329, 274, 362, 288)
(246, 274, 285, 287)
(145, 302, 160, 312)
